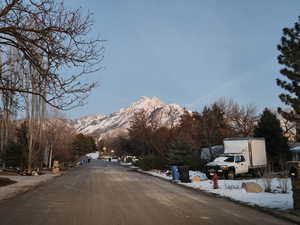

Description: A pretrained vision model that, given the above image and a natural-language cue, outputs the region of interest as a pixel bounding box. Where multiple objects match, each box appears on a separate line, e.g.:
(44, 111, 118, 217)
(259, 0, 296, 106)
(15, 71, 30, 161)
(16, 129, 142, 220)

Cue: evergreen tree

(177, 110, 202, 148)
(168, 140, 192, 166)
(72, 134, 97, 157)
(254, 108, 289, 170)
(3, 140, 23, 168)
(276, 16, 300, 140)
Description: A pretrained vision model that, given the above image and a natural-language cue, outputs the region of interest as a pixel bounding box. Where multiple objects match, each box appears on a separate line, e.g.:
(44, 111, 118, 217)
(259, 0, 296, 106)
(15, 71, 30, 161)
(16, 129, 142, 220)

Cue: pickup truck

(205, 138, 267, 179)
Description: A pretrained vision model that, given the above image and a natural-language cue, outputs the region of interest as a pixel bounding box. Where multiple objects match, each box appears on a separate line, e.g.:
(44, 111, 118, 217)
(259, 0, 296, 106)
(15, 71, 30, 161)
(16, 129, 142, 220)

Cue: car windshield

(224, 156, 234, 162)
(213, 157, 228, 162)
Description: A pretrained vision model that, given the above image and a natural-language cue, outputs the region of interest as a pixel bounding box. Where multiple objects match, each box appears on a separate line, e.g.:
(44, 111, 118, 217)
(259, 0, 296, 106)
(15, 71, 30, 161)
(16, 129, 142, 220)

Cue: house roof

(290, 146, 300, 152)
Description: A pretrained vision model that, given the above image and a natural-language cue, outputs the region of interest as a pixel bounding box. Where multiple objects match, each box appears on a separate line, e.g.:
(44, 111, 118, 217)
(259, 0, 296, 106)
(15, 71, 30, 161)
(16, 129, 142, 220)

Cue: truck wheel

(257, 168, 265, 177)
(206, 173, 211, 180)
(227, 170, 235, 180)
(250, 169, 257, 178)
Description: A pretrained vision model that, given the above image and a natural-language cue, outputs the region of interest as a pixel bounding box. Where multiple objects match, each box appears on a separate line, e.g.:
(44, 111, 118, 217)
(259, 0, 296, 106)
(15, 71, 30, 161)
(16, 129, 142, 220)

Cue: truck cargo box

(224, 138, 267, 168)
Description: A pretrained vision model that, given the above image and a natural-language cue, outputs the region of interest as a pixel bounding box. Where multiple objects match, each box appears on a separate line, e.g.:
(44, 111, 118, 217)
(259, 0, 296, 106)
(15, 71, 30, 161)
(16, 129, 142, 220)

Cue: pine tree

(254, 109, 289, 170)
(168, 140, 192, 166)
(276, 16, 300, 139)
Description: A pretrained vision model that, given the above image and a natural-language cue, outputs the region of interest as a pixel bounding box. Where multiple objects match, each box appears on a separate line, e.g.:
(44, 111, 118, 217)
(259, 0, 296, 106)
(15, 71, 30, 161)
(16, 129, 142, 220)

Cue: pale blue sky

(66, 0, 299, 118)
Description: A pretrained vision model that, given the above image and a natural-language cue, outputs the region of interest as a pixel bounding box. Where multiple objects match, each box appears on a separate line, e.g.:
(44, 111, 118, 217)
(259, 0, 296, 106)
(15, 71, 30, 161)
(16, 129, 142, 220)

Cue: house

(290, 145, 300, 161)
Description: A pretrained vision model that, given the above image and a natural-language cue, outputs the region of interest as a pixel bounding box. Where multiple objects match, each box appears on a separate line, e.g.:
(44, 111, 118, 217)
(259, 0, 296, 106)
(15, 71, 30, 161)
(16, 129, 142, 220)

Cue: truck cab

(205, 154, 248, 179)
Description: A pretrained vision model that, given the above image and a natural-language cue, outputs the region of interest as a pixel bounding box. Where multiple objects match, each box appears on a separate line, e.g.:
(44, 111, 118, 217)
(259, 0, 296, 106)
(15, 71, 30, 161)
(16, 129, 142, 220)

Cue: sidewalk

(0, 172, 61, 200)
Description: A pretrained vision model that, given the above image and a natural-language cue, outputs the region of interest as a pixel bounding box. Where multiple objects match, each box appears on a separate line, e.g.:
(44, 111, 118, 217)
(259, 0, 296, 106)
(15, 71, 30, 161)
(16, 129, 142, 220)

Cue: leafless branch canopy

(0, 0, 104, 109)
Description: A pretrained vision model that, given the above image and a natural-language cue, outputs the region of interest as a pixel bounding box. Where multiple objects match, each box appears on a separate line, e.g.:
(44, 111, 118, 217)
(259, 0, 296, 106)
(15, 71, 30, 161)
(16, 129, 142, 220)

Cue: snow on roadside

(146, 170, 293, 210)
(120, 162, 132, 166)
(146, 170, 172, 180)
(189, 171, 208, 180)
(86, 151, 99, 159)
(183, 178, 293, 210)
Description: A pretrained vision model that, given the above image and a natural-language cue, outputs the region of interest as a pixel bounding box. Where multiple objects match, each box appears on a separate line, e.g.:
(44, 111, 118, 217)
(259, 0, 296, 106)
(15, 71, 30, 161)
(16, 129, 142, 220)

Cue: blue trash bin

(171, 166, 180, 181)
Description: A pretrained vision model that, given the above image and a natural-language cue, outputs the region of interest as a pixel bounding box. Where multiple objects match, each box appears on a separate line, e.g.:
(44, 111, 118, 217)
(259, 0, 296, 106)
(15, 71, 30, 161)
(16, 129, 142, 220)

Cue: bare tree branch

(0, 0, 104, 109)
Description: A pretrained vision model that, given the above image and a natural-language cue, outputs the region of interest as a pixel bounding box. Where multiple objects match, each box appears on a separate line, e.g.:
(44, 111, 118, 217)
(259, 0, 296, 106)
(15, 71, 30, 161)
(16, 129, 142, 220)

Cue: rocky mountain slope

(72, 97, 187, 140)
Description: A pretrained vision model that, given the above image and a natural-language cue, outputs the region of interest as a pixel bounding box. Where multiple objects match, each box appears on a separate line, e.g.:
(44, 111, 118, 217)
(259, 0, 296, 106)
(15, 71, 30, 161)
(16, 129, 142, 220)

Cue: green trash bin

(178, 166, 190, 183)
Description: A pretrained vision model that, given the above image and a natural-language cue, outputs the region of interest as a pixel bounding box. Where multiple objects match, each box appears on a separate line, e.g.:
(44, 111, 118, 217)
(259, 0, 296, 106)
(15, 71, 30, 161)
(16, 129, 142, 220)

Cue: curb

(131, 166, 300, 225)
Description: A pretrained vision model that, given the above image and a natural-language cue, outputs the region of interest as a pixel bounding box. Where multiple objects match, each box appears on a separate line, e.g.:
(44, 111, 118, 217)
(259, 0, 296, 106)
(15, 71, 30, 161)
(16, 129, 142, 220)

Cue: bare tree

(228, 104, 257, 137)
(44, 117, 76, 166)
(216, 98, 258, 137)
(0, 48, 18, 168)
(0, 0, 104, 109)
(128, 109, 177, 157)
(278, 113, 296, 142)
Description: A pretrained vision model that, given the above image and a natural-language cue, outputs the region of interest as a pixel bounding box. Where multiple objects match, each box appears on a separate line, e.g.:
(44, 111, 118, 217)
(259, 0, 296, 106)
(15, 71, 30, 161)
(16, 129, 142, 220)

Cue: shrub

(137, 154, 167, 171)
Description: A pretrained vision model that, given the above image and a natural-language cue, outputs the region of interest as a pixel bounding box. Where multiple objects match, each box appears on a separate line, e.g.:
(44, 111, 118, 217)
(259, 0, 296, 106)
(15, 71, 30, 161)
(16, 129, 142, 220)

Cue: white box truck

(205, 138, 267, 179)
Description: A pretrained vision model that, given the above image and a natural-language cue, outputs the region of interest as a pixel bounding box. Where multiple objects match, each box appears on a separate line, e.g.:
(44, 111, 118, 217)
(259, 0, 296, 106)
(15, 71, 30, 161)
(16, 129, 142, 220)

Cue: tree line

(105, 100, 289, 171)
(1, 113, 97, 171)
(2, 117, 72, 169)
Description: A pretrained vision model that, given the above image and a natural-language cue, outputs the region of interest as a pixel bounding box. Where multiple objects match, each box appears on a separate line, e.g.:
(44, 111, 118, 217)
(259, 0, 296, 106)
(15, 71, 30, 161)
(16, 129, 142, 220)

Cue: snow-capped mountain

(72, 97, 187, 140)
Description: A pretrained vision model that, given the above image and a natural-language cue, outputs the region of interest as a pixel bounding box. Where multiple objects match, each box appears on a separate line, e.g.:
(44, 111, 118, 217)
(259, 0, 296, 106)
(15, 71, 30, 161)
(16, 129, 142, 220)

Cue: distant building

(290, 144, 300, 161)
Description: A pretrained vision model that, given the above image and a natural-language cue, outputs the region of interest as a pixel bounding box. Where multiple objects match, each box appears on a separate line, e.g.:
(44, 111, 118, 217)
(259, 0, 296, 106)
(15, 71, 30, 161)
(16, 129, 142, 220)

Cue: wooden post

(293, 178, 300, 209)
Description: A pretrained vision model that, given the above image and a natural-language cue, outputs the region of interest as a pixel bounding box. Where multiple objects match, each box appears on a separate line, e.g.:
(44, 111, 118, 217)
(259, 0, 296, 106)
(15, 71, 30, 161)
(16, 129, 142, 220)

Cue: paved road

(0, 160, 294, 225)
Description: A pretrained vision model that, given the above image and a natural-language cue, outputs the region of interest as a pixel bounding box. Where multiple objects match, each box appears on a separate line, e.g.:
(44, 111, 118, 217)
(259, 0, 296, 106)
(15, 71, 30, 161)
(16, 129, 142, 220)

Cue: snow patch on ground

(86, 151, 99, 159)
(102, 158, 119, 163)
(120, 162, 132, 166)
(146, 170, 172, 180)
(146, 170, 293, 210)
(183, 178, 293, 210)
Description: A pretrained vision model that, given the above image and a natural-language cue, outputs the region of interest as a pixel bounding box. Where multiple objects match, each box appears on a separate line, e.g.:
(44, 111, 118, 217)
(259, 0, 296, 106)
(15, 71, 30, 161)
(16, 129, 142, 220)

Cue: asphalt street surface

(0, 160, 295, 225)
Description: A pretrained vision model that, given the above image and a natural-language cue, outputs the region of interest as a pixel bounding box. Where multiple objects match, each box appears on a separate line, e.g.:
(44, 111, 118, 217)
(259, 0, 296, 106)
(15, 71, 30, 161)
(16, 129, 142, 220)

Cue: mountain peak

(134, 96, 164, 107)
(128, 96, 165, 112)
(73, 96, 186, 140)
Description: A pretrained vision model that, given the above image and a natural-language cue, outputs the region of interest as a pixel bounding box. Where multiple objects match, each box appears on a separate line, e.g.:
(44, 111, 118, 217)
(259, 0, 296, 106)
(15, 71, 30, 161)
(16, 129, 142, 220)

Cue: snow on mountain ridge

(73, 97, 187, 140)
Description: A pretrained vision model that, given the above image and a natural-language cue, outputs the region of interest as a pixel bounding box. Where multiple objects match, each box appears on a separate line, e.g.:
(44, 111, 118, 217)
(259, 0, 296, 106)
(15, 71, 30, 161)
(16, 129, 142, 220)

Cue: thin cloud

(186, 76, 245, 110)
